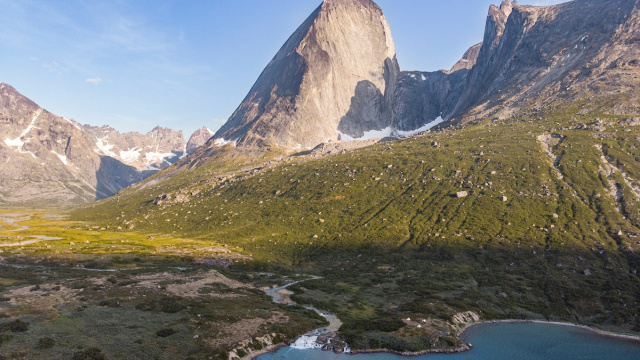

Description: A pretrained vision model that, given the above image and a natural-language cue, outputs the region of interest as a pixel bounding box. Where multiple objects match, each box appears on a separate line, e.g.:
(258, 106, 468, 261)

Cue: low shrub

(72, 347, 105, 360)
(36, 337, 55, 349)
(156, 328, 176, 337)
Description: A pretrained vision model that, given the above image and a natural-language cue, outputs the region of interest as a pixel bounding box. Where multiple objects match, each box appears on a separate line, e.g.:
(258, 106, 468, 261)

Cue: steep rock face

(449, 43, 482, 73)
(0, 84, 187, 206)
(213, 0, 399, 148)
(453, 0, 640, 120)
(84, 125, 185, 170)
(391, 69, 469, 132)
(186, 127, 214, 154)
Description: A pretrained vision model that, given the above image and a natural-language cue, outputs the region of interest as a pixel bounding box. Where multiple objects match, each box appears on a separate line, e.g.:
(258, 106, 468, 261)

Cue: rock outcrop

(391, 69, 468, 133)
(212, 0, 399, 149)
(186, 127, 214, 154)
(449, 43, 482, 73)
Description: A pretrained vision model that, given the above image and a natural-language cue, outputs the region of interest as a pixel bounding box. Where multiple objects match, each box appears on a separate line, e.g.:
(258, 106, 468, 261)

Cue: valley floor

(0, 211, 326, 360)
(1, 207, 639, 359)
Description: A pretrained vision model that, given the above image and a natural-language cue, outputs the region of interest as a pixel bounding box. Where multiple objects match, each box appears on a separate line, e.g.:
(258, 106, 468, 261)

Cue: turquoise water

(257, 322, 640, 360)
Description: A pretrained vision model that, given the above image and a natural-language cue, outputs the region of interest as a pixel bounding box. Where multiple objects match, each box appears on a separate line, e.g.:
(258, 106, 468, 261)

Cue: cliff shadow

(95, 156, 148, 200)
(337, 80, 387, 138)
(338, 57, 398, 139)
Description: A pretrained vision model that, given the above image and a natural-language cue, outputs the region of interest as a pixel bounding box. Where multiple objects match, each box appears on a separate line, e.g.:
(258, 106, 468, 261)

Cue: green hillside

(73, 103, 640, 351)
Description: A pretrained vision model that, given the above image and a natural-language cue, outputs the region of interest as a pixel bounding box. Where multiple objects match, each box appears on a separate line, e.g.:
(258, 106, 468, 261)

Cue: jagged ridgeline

(0, 84, 214, 206)
(75, 0, 640, 341)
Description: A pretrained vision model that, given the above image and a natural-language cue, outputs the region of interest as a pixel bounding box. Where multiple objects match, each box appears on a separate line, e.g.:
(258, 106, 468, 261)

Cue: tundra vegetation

(1, 104, 640, 358)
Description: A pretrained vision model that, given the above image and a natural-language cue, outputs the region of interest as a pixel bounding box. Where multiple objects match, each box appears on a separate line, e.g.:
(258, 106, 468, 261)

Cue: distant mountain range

(0, 83, 212, 206)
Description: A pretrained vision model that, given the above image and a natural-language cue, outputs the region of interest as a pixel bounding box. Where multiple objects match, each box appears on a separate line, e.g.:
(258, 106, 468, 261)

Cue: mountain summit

(213, 0, 399, 148)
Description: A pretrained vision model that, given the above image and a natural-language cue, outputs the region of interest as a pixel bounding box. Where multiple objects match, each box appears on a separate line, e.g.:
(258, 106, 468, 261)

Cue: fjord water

(257, 322, 640, 360)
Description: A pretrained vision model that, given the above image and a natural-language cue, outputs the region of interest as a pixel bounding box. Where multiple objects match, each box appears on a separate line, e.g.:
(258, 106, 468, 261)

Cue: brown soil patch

(207, 313, 289, 348)
(132, 269, 247, 297)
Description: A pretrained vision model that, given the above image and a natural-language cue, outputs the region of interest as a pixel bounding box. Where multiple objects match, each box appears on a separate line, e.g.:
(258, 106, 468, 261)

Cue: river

(264, 278, 347, 352)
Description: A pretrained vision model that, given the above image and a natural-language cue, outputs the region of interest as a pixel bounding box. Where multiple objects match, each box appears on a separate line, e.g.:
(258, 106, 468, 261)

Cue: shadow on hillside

(95, 156, 152, 201)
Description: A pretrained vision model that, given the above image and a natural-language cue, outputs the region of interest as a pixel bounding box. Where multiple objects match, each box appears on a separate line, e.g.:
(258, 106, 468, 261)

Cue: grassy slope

(73, 104, 640, 351)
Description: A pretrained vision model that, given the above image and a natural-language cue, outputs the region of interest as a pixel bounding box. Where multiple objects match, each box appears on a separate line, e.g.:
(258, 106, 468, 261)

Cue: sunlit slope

(75, 106, 640, 266)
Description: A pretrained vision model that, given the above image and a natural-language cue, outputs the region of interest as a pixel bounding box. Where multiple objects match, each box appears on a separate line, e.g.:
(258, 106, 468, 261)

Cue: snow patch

(52, 151, 68, 165)
(213, 138, 236, 147)
(397, 116, 445, 136)
(19, 109, 42, 139)
(338, 117, 446, 142)
(95, 138, 117, 157)
(4, 109, 42, 150)
(421, 74, 427, 81)
(145, 151, 175, 164)
(4, 137, 24, 148)
(409, 74, 416, 79)
(120, 148, 141, 163)
(339, 127, 394, 142)
(290, 335, 321, 350)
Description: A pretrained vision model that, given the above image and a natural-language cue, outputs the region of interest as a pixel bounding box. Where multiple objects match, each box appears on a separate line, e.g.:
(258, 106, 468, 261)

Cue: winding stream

(264, 277, 347, 352)
(0, 213, 63, 246)
(0, 214, 31, 232)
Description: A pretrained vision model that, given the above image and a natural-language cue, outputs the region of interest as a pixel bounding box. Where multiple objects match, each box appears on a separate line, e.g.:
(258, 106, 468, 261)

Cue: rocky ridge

(84, 124, 186, 171)
(452, 0, 640, 121)
(0, 83, 205, 206)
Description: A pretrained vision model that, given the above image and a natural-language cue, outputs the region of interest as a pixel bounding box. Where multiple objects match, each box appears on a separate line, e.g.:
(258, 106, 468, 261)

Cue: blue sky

(0, 0, 567, 137)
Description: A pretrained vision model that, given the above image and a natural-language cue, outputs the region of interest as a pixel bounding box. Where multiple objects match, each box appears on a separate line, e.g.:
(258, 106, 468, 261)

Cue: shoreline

(250, 319, 640, 359)
(248, 344, 288, 360)
(459, 319, 640, 343)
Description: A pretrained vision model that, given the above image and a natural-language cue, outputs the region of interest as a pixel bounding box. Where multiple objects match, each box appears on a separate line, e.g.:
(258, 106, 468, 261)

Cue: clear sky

(0, 0, 567, 137)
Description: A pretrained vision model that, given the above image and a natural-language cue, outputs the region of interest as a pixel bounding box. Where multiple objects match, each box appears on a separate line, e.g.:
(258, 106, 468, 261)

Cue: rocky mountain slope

(213, 0, 400, 149)
(452, 0, 640, 121)
(84, 125, 185, 171)
(0, 83, 198, 206)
